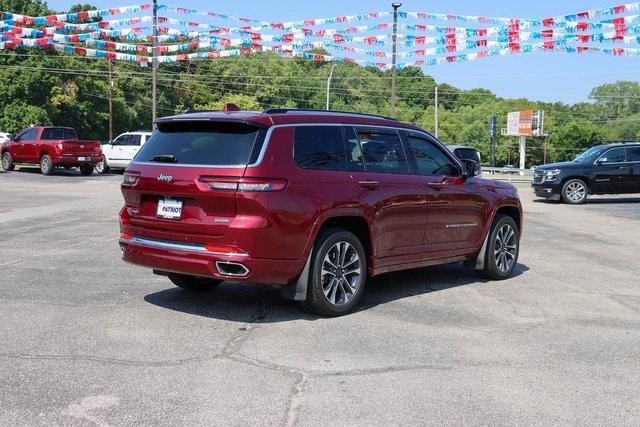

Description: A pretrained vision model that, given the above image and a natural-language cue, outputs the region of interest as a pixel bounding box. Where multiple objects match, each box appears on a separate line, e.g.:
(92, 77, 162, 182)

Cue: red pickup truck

(1, 126, 103, 175)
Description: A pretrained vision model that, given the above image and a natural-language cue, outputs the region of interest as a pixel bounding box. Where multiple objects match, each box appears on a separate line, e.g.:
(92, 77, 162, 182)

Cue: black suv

(532, 142, 640, 204)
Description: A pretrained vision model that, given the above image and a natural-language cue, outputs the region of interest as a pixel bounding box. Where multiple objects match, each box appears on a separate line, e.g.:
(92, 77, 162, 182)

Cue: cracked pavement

(1, 167, 639, 425)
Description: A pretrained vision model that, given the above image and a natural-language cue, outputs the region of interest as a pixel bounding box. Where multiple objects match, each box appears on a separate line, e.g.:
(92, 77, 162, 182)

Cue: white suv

(0, 132, 12, 145)
(97, 131, 152, 173)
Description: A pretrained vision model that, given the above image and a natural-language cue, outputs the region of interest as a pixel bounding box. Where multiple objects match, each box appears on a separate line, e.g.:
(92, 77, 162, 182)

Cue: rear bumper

(119, 236, 305, 285)
(53, 154, 103, 166)
(531, 182, 562, 201)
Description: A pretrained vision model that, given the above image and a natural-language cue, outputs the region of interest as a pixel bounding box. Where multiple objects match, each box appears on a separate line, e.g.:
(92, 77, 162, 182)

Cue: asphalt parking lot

(1, 167, 639, 425)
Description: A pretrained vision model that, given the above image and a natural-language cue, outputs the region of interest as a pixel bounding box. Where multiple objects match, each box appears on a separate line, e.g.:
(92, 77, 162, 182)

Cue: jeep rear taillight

(122, 172, 140, 186)
(198, 177, 287, 192)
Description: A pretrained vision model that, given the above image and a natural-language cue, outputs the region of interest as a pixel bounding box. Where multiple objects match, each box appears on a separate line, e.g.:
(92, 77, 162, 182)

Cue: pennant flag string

(2, 1, 640, 70)
(0, 4, 153, 25)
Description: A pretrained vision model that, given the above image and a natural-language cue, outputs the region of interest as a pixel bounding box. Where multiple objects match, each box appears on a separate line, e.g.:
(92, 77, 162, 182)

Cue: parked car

(446, 145, 482, 175)
(532, 142, 640, 204)
(503, 165, 519, 174)
(0, 132, 12, 145)
(97, 131, 152, 174)
(1, 126, 102, 175)
(119, 107, 523, 316)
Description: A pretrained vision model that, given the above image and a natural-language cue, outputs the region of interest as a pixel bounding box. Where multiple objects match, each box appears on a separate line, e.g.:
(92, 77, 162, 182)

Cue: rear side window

(629, 146, 640, 162)
(121, 135, 141, 146)
(294, 126, 347, 171)
(355, 128, 409, 174)
(135, 122, 266, 166)
(41, 128, 76, 140)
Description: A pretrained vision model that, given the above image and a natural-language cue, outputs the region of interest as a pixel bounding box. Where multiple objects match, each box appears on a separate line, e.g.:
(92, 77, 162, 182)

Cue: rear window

(135, 122, 266, 166)
(42, 127, 77, 140)
(294, 126, 347, 171)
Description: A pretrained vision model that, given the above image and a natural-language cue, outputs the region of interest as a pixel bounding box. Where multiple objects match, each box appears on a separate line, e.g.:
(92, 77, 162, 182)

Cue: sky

(44, 0, 640, 104)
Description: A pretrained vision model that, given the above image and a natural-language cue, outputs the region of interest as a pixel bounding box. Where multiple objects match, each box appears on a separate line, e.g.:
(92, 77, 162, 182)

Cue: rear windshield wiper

(149, 154, 178, 163)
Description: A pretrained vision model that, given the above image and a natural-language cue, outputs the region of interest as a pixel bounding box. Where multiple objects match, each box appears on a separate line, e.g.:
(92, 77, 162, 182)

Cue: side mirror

(8, 134, 14, 141)
(596, 158, 607, 165)
(462, 159, 479, 178)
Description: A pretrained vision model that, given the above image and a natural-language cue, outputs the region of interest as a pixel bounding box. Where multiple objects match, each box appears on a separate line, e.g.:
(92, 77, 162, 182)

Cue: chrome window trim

(131, 123, 432, 169)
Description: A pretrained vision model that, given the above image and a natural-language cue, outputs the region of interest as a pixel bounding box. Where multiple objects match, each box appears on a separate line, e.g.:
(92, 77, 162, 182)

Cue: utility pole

(489, 116, 497, 169)
(326, 63, 336, 111)
(151, 0, 158, 128)
(434, 85, 439, 138)
(108, 59, 113, 142)
(390, 2, 402, 118)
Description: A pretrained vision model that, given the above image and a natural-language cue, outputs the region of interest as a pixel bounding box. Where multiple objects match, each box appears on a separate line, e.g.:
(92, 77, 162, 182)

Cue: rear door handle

(426, 182, 446, 188)
(358, 180, 379, 189)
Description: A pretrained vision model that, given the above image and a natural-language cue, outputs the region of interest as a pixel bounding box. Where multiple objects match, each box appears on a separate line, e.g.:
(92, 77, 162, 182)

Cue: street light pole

(390, 2, 402, 118)
(151, 0, 158, 128)
(326, 63, 336, 111)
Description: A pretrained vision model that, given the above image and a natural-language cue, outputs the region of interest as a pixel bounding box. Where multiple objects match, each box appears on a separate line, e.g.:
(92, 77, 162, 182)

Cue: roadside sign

(506, 110, 543, 136)
(489, 116, 497, 138)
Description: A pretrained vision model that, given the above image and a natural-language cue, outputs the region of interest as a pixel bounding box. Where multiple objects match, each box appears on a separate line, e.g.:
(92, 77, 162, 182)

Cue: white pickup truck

(97, 131, 152, 173)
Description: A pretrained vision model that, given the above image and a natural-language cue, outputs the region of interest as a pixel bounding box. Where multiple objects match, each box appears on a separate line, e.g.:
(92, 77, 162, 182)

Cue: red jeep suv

(119, 108, 522, 316)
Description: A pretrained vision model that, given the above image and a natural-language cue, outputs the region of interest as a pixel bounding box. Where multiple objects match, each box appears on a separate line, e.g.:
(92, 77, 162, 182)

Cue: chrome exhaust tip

(215, 261, 250, 277)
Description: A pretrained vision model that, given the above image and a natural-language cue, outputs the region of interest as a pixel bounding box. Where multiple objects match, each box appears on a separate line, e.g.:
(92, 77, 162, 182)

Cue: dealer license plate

(157, 198, 183, 219)
(77, 156, 87, 161)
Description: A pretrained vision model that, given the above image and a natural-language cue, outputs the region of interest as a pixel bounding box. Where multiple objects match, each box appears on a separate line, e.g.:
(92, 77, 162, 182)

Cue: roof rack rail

(263, 108, 399, 121)
(183, 109, 219, 114)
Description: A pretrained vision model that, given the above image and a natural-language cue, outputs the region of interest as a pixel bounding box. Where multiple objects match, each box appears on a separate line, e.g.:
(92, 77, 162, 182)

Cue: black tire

(168, 273, 221, 292)
(95, 158, 109, 174)
(299, 227, 367, 317)
(1, 152, 14, 171)
(40, 154, 54, 175)
(79, 164, 94, 176)
(479, 215, 520, 280)
(561, 178, 588, 204)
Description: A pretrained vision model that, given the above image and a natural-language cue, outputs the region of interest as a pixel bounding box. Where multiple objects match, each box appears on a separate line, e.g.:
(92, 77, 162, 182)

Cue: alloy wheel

(41, 157, 51, 174)
(2, 153, 9, 170)
(494, 224, 517, 273)
(566, 182, 586, 203)
(321, 241, 362, 306)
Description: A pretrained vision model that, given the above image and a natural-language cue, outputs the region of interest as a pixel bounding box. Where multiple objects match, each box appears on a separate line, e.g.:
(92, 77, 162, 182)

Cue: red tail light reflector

(204, 243, 247, 256)
(120, 231, 132, 240)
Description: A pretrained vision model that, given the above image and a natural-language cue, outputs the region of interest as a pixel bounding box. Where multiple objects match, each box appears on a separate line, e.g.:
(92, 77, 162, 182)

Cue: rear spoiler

(154, 116, 269, 128)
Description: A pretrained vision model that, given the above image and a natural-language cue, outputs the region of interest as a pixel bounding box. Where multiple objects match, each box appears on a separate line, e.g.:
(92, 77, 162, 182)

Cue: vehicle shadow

(14, 166, 80, 176)
(13, 166, 113, 177)
(144, 262, 530, 323)
(586, 197, 640, 204)
(533, 196, 640, 204)
(532, 199, 562, 204)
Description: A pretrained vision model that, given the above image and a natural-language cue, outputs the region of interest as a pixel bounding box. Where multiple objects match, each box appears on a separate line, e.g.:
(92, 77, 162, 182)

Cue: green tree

(0, 102, 50, 132)
(590, 81, 640, 117)
(0, 0, 50, 15)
